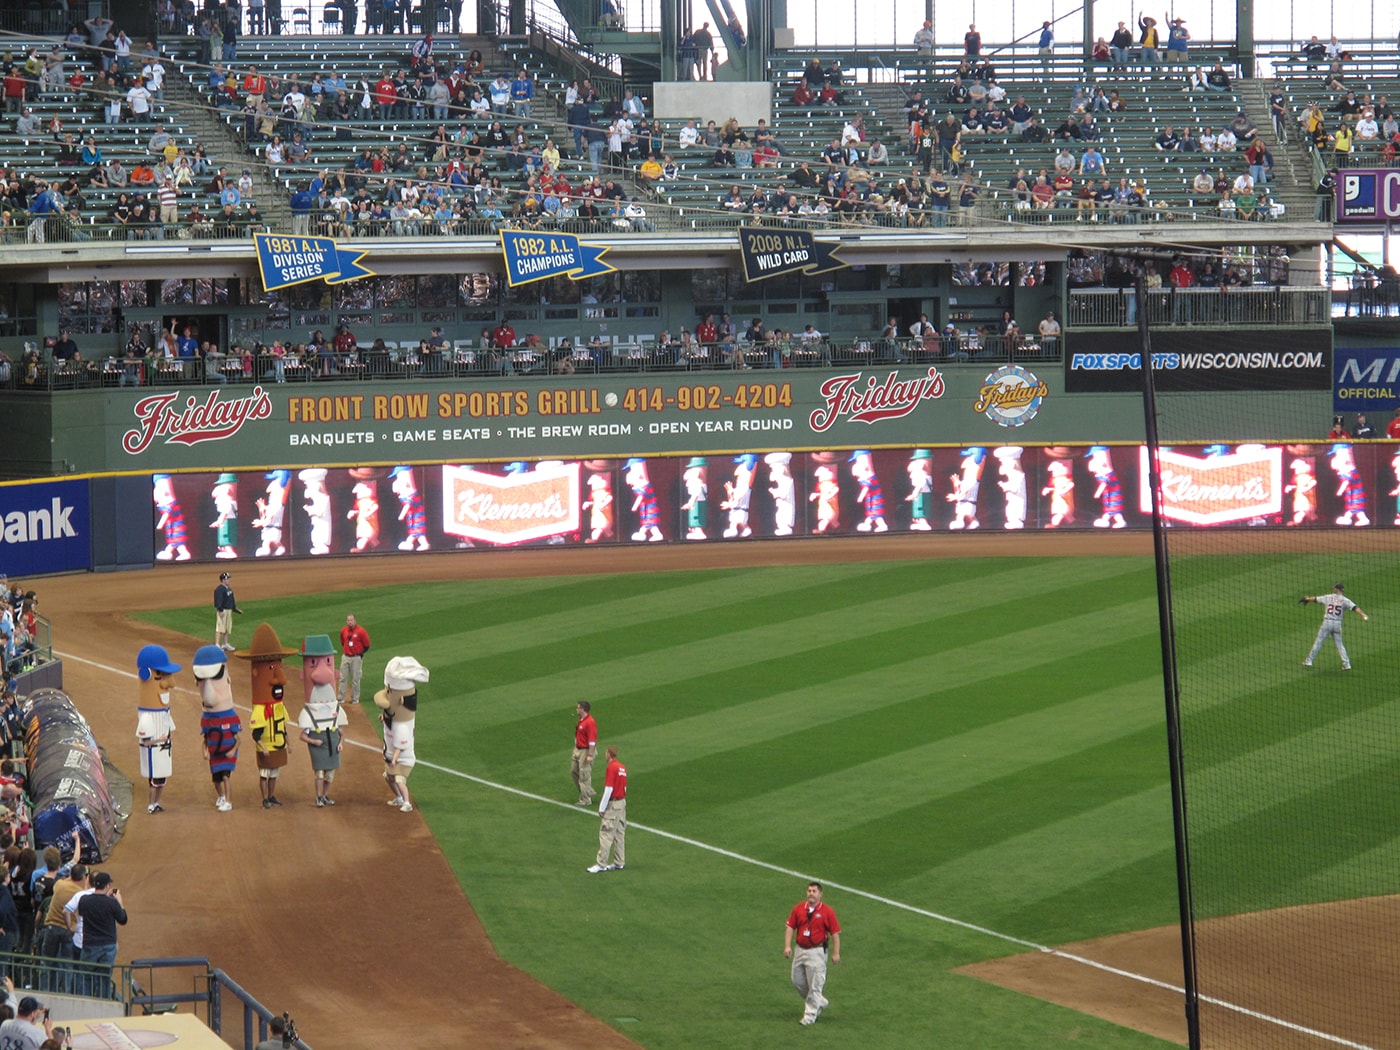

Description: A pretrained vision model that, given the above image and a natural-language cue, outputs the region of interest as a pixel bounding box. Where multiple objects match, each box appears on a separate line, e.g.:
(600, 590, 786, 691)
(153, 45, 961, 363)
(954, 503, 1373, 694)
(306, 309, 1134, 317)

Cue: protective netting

(1149, 323, 1400, 1050)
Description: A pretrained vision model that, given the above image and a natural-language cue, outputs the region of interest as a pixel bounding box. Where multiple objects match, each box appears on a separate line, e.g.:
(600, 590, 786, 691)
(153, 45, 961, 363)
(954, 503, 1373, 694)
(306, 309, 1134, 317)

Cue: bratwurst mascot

(297, 634, 347, 808)
(375, 656, 429, 813)
(136, 644, 180, 814)
(237, 623, 297, 809)
(193, 644, 241, 812)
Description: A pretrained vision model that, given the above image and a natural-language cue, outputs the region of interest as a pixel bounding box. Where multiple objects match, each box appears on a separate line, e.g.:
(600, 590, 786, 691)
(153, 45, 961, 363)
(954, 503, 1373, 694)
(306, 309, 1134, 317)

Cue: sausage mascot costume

(375, 656, 429, 812)
(253, 470, 290, 557)
(297, 634, 347, 807)
(238, 623, 296, 809)
(193, 644, 241, 812)
(152, 474, 191, 562)
(136, 644, 180, 813)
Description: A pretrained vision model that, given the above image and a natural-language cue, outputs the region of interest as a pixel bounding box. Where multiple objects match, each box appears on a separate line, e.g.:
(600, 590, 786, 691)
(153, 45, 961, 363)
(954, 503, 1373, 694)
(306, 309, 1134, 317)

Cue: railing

(4, 338, 1063, 391)
(1068, 287, 1330, 328)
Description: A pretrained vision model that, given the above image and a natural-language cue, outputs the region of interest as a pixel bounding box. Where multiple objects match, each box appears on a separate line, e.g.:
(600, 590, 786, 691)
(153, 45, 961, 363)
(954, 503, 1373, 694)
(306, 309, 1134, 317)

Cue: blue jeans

(80, 942, 118, 999)
(35, 925, 74, 992)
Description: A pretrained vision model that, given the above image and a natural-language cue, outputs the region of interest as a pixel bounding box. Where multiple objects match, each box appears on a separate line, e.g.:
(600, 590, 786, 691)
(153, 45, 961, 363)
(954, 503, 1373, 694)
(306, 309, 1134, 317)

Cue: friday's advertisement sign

(73, 365, 1070, 471)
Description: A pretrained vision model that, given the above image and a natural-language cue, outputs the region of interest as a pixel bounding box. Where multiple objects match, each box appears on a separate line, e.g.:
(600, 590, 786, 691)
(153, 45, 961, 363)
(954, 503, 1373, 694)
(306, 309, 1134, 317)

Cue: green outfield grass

(136, 550, 1400, 1049)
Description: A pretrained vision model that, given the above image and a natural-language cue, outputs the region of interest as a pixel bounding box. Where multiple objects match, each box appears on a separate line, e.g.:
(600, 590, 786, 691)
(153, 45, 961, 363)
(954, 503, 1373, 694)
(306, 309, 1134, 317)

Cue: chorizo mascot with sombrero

(136, 644, 180, 814)
(237, 623, 297, 809)
(375, 656, 429, 813)
(193, 644, 241, 813)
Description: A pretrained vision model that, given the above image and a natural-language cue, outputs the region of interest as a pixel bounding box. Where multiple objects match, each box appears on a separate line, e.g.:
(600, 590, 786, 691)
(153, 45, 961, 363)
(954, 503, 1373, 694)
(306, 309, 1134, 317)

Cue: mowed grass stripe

(690, 677, 1167, 853)
(375, 560, 912, 670)
(451, 558, 1154, 725)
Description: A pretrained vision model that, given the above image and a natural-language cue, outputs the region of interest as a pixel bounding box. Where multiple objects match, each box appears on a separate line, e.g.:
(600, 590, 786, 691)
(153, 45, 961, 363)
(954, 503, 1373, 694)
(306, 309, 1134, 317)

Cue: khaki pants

(791, 945, 829, 1020)
(339, 653, 363, 704)
(571, 747, 594, 804)
(596, 798, 625, 867)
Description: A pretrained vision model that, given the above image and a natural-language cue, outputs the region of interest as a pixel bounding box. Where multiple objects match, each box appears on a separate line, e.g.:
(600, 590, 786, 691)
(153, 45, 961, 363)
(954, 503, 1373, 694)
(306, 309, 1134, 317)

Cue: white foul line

(56, 649, 1377, 1050)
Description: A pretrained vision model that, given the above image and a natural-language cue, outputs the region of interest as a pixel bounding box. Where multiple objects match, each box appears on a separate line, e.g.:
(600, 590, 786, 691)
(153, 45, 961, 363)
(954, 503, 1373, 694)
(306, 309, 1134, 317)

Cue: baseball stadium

(1, 0, 1398, 1046)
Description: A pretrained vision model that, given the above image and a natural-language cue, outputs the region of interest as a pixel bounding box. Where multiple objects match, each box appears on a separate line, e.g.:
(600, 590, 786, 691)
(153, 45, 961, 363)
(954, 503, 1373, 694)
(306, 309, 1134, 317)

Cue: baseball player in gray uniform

(1301, 583, 1369, 670)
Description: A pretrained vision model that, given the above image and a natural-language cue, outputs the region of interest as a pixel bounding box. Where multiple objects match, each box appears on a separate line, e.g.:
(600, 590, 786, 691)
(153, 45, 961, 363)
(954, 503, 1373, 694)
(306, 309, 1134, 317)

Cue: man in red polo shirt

(338, 613, 371, 705)
(571, 701, 597, 807)
(783, 881, 842, 1025)
(587, 746, 626, 872)
(491, 321, 516, 349)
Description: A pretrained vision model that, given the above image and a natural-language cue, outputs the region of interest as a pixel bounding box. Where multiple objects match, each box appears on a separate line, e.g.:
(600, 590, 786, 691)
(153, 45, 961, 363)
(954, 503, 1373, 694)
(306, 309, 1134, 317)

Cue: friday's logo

(808, 369, 946, 433)
(122, 387, 275, 454)
(975, 365, 1048, 427)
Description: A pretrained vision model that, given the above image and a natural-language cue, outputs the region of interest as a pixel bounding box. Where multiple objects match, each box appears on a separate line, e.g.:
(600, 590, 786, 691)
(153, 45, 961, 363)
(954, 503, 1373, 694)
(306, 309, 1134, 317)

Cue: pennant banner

(737, 226, 846, 284)
(254, 233, 374, 291)
(499, 230, 616, 287)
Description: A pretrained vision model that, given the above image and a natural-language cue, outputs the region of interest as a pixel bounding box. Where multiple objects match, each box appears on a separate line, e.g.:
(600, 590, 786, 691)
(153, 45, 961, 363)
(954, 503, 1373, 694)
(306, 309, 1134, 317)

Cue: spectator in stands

(913, 20, 934, 57)
(1245, 139, 1272, 184)
(1356, 109, 1379, 141)
(1020, 116, 1048, 143)
(1184, 67, 1209, 94)
(1300, 36, 1327, 65)
(1216, 125, 1237, 152)
(693, 22, 715, 80)
(1206, 63, 1231, 94)
(1138, 15, 1161, 65)
(1053, 115, 1083, 141)
(511, 69, 535, 119)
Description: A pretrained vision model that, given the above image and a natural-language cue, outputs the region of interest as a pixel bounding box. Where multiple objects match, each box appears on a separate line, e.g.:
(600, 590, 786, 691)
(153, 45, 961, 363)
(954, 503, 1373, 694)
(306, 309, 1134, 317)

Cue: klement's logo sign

(442, 462, 581, 544)
(808, 369, 945, 433)
(122, 388, 275, 454)
(1138, 445, 1283, 525)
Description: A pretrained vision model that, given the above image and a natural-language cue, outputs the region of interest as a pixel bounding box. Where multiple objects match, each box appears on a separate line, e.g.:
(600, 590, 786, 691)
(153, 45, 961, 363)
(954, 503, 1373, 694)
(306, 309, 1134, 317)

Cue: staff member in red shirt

(571, 701, 597, 807)
(587, 746, 626, 872)
(337, 613, 371, 705)
(783, 881, 841, 1025)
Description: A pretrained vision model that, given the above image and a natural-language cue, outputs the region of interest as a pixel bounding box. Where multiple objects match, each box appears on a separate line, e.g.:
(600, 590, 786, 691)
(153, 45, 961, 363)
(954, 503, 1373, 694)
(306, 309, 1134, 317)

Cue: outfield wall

(0, 366, 1336, 477)
(1, 440, 1390, 577)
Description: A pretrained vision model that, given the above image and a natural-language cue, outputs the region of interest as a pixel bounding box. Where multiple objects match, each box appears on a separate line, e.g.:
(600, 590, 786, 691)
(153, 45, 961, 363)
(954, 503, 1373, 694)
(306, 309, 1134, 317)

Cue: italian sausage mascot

(238, 622, 296, 809)
(994, 446, 1026, 530)
(376, 656, 429, 812)
(194, 644, 241, 812)
(297, 634, 347, 807)
(136, 644, 180, 814)
(765, 452, 795, 536)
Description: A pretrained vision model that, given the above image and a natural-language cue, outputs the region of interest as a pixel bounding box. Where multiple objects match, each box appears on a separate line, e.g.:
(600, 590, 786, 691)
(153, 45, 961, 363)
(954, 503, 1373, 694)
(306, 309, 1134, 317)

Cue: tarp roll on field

(22, 689, 114, 861)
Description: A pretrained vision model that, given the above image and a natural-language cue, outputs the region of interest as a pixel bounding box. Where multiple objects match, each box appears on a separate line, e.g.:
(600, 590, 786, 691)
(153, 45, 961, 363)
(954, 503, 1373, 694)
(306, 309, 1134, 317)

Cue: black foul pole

(1137, 280, 1201, 1050)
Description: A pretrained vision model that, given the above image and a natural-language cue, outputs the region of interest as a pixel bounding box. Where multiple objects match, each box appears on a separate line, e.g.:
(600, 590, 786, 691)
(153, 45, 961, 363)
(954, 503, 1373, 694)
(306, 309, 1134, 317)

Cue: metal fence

(4, 336, 1064, 391)
(1068, 287, 1330, 328)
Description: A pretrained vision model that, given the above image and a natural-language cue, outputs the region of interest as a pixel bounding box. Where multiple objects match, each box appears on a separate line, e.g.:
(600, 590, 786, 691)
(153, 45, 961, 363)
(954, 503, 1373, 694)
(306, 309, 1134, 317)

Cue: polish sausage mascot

(376, 656, 429, 813)
(297, 634, 347, 807)
(238, 623, 297, 809)
(136, 644, 180, 814)
(193, 644, 241, 812)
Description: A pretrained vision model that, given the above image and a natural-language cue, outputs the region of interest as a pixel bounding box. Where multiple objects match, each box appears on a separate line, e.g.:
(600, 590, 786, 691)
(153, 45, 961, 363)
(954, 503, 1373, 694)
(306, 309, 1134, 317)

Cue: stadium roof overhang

(0, 222, 1334, 284)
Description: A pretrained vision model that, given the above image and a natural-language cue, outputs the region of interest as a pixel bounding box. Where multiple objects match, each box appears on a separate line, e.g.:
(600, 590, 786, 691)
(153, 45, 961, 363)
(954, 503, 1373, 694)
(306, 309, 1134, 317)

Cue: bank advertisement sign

(0, 478, 90, 577)
(1065, 330, 1331, 393)
(1334, 347, 1400, 412)
(1336, 169, 1400, 224)
(140, 440, 1395, 565)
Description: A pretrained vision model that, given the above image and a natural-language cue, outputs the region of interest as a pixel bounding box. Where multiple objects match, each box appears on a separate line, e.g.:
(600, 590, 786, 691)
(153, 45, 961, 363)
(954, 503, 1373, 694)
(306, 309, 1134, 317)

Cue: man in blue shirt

(511, 69, 534, 119)
(1038, 21, 1055, 75)
(289, 182, 315, 235)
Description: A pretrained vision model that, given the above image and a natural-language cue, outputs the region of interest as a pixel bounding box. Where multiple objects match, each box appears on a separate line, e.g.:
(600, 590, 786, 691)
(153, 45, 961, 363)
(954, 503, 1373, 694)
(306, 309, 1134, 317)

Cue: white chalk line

(57, 649, 1375, 1050)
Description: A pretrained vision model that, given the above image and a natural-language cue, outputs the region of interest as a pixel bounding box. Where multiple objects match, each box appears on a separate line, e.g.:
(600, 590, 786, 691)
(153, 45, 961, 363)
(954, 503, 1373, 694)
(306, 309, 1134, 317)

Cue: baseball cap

(92, 872, 113, 889)
(219, 572, 230, 581)
(17, 996, 42, 1015)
